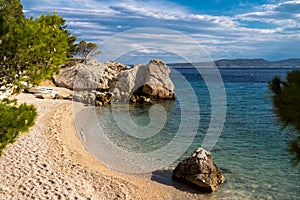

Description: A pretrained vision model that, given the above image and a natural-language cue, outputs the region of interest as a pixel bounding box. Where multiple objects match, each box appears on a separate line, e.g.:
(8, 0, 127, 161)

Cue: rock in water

(112, 59, 175, 102)
(172, 148, 225, 192)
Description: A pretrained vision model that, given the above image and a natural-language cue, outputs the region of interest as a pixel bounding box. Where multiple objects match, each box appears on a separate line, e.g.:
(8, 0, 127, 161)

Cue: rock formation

(172, 147, 225, 192)
(111, 59, 175, 102)
(53, 59, 107, 90)
(53, 59, 175, 105)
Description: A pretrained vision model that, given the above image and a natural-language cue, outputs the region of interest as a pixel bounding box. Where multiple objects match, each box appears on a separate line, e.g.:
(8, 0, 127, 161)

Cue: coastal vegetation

(0, 98, 37, 156)
(270, 71, 300, 165)
(76, 40, 101, 63)
(0, 0, 98, 91)
(0, 0, 76, 91)
(0, 0, 98, 156)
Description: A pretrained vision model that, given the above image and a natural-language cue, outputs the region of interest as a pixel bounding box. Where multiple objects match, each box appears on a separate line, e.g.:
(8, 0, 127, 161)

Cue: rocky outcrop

(172, 148, 225, 192)
(53, 59, 107, 90)
(111, 59, 175, 102)
(53, 59, 175, 105)
(53, 59, 130, 92)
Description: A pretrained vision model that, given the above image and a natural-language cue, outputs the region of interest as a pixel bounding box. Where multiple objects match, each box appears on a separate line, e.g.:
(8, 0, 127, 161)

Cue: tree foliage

(0, 0, 78, 91)
(76, 40, 101, 62)
(269, 70, 300, 165)
(0, 0, 24, 23)
(0, 13, 71, 90)
(0, 98, 37, 156)
(0, 0, 77, 156)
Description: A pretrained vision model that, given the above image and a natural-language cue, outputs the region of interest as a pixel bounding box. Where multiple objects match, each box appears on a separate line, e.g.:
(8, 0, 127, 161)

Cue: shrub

(0, 98, 37, 156)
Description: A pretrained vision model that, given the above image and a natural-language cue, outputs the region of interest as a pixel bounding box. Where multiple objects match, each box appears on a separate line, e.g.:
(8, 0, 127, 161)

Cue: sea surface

(78, 67, 300, 199)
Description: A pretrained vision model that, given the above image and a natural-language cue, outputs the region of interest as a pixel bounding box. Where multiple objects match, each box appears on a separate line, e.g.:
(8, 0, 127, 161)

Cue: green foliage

(0, 13, 71, 90)
(0, 98, 37, 156)
(0, 0, 24, 23)
(269, 70, 300, 165)
(0, 0, 78, 90)
(76, 40, 101, 62)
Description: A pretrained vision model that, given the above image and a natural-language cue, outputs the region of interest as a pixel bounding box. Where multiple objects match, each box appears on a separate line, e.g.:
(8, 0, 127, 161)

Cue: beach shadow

(151, 170, 211, 194)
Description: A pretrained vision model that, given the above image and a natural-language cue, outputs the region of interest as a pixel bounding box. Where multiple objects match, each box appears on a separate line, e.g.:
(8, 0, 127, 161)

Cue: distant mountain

(168, 58, 300, 68)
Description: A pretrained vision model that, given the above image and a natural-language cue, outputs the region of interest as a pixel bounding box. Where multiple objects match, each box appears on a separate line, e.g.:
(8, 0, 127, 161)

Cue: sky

(21, 0, 300, 63)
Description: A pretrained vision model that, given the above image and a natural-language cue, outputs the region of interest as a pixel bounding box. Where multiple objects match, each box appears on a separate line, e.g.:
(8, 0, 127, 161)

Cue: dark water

(85, 68, 300, 199)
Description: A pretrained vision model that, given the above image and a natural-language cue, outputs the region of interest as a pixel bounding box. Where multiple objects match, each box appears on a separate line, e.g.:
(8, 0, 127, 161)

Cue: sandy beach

(0, 93, 178, 199)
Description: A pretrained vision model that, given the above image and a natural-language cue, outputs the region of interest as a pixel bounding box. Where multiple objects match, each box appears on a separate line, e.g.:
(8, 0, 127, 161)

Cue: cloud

(136, 49, 165, 54)
(67, 21, 106, 29)
(21, 0, 300, 61)
(235, 0, 300, 28)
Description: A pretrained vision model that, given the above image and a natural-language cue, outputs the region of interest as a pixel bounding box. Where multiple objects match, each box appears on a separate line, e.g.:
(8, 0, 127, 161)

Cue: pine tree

(270, 70, 300, 165)
(76, 40, 101, 63)
(0, 0, 24, 23)
(1, 0, 78, 90)
(0, 13, 71, 90)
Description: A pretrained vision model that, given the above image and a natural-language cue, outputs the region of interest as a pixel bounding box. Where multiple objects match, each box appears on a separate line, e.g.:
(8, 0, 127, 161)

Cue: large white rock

(112, 59, 175, 102)
(53, 59, 175, 105)
(53, 59, 129, 91)
(53, 62, 106, 90)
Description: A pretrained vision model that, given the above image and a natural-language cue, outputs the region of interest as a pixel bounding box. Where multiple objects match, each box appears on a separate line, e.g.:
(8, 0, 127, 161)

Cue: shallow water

(77, 67, 300, 199)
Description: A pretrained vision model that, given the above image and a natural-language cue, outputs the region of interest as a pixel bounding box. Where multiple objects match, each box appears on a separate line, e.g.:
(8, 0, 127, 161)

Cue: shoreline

(0, 93, 173, 199)
(0, 93, 210, 199)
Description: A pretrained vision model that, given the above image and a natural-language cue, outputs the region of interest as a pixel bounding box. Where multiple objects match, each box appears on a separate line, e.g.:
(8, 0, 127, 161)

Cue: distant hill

(168, 58, 300, 68)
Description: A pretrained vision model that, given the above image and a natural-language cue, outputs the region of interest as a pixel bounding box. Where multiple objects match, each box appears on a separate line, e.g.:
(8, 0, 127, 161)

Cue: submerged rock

(172, 148, 225, 192)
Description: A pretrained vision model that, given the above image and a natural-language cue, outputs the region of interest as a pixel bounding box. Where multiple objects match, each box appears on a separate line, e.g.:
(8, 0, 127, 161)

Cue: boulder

(99, 61, 130, 91)
(53, 63, 81, 90)
(54, 61, 106, 90)
(112, 59, 175, 102)
(53, 59, 129, 92)
(172, 148, 225, 192)
(53, 59, 175, 105)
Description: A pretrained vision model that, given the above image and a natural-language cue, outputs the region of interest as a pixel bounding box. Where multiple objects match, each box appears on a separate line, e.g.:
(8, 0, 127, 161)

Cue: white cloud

(67, 21, 105, 29)
(136, 49, 165, 54)
(21, 0, 300, 60)
(235, 0, 300, 28)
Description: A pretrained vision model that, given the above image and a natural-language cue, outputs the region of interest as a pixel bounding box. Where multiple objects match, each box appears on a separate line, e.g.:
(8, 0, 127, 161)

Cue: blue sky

(21, 0, 300, 63)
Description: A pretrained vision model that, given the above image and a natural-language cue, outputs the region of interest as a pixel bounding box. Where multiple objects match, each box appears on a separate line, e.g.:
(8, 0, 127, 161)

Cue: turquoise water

(83, 68, 300, 199)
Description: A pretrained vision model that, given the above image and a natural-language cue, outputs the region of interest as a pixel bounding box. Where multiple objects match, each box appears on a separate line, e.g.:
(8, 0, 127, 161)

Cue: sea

(76, 67, 300, 199)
